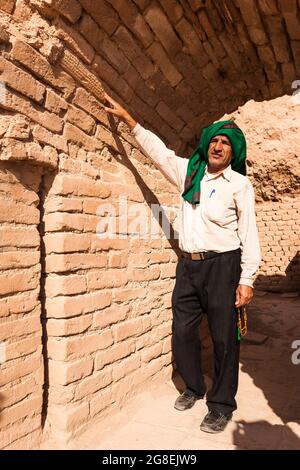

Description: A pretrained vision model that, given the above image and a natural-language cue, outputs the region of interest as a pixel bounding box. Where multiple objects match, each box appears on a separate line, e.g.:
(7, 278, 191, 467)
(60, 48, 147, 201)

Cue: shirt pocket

(202, 191, 231, 226)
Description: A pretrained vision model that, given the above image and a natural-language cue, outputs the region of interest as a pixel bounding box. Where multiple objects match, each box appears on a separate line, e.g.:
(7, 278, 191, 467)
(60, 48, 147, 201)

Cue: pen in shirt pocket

(209, 189, 216, 198)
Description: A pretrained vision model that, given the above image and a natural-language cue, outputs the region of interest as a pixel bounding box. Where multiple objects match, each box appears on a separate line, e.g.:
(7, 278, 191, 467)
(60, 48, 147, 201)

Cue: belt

(181, 251, 223, 261)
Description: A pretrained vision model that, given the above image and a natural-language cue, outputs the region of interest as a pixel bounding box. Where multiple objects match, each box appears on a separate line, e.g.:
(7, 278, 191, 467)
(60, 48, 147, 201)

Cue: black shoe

(174, 389, 202, 411)
(200, 411, 232, 433)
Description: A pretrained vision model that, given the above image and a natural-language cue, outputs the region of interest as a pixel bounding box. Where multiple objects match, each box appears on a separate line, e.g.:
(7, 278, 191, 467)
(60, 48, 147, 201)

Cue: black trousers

(171, 248, 241, 416)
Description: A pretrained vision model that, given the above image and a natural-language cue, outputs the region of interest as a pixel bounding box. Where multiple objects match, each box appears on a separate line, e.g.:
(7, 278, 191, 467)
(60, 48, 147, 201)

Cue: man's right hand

(103, 92, 137, 130)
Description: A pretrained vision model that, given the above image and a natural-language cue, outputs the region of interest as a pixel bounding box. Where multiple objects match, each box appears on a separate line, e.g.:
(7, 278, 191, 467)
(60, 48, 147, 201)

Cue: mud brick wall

(0, 0, 299, 449)
(0, 162, 44, 449)
(256, 200, 300, 292)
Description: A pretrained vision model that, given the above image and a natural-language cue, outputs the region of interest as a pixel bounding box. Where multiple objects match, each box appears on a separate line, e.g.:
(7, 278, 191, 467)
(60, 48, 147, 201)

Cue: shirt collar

(204, 164, 232, 182)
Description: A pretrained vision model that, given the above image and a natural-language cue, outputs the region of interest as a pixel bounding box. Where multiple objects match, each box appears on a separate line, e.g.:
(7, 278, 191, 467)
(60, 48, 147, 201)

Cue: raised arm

(103, 93, 188, 190)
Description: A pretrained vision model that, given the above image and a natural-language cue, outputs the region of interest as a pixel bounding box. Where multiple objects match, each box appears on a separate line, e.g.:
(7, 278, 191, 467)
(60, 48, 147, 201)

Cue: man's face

(207, 134, 232, 173)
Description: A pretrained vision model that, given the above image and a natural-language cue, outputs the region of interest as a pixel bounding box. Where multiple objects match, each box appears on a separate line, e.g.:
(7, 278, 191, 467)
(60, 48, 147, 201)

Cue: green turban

(182, 120, 247, 204)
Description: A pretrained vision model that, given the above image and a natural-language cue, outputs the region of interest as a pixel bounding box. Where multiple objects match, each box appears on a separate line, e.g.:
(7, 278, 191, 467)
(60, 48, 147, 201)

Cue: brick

(109, 253, 128, 268)
(161, 0, 184, 23)
(80, 0, 119, 35)
(0, 56, 45, 104)
(112, 318, 144, 342)
(45, 89, 68, 114)
(124, 69, 159, 108)
(127, 266, 160, 282)
(90, 238, 130, 252)
(111, 372, 136, 402)
(48, 357, 93, 386)
(44, 212, 98, 232)
(0, 311, 40, 341)
(0, 290, 39, 318)
(147, 42, 182, 87)
(74, 367, 112, 400)
(113, 287, 147, 303)
(79, 13, 105, 53)
(53, 16, 95, 64)
(148, 251, 171, 264)
(278, 0, 297, 13)
(49, 383, 76, 406)
(0, 198, 39, 225)
(0, 415, 41, 449)
(66, 105, 96, 134)
(0, 0, 14, 14)
(113, 26, 155, 80)
(93, 304, 129, 329)
(44, 196, 82, 214)
(44, 233, 90, 254)
(87, 269, 128, 290)
(89, 387, 115, 417)
(0, 138, 58, 169)
(92, 55, 134, 104)
(0, 376, 39, 409)
(45, 274, 87, 297)
(5, 335, 41, 361)
(138, 356, 164, 382)
(45, 252, 107, 273)
(96, 125, 123, 151)
(73, 87, 109, 127)
(0, 354, 42, 388)
(0, 396, 42, 428)
(160, 262, 176, 279)
(45, 291, 112, 319)
(283, 12, 300, 40)
(11, 39, 75, 98)
(0, 251, 39, 270)
(156, 101, 184, 132)
(4, 114, 30, 140)
(112, 353, 140, 381)
(141, 342, 163, 363)
(95, 339, 135, 370)
(58, 156, 100, 180)
(32, 124, 68, 153)
(175, 17, 209, 68)
(53, 0, 82, 24)
(162, 336, 172, 354)
(145, 3, 182, 57)
(98, 35, 131, 75)
(49, 402, 89, 433)
(265, 15, 290, 63)
(49, 174, 111, 198)
(128, 253, 150, 268)
(1, 89, 63, 133)
(107, 0, 154, 47)
(63, 122, 102, 152)
(48, 330, 113, 360)
(47, 314, 93, 336)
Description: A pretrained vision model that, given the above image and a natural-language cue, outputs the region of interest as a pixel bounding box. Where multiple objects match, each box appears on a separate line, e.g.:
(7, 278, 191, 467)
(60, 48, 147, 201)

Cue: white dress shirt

(132, 123, 261, 287)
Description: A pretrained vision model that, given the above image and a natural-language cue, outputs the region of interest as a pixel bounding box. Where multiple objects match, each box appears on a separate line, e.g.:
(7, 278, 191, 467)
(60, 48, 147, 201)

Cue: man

(104, 92, 261, 433)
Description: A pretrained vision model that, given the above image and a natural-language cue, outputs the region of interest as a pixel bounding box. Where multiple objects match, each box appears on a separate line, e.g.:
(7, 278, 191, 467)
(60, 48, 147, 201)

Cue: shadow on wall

(109, 115, 181, 257)
(255, 252, 300, 293)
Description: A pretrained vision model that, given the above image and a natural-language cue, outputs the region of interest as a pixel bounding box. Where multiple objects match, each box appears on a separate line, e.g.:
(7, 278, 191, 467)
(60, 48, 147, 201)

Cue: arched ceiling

(2, 0, 300, 155)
